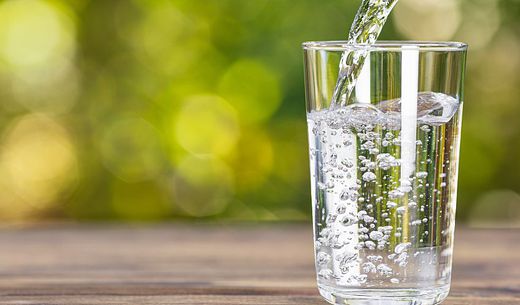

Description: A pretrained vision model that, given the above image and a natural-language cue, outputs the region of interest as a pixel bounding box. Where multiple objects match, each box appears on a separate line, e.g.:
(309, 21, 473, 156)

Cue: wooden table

(0, 225, 517, 304)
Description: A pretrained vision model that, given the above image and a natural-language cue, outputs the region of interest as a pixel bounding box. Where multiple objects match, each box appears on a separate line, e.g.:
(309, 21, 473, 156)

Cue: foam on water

(310, 92, 460, 129)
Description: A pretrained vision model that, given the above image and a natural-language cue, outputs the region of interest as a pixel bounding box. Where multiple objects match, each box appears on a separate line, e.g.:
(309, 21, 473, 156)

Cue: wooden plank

(0, 225, 516, 304)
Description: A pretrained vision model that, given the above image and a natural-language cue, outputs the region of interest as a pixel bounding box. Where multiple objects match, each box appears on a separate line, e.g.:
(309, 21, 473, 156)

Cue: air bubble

(339, 251, 358, 269)
(363, 172, 377, 182)
(367, 255, 383, 263)
(336, 204, 347, 214)
(362, 262, 377, 273)
(388, 190, 404, 199)
(318, 269, 334, 279)
(317, 252, 331, 265)
(377, 264, 393, 276)
(365, 241, 376, 250)
(340, 214, 358, 226)
(357, 274, 368, 283)
(369, 231, 384, 241)
(416, 172, 428, 179)
(340, 189, 358, 201)
(394, 242, 411, 254)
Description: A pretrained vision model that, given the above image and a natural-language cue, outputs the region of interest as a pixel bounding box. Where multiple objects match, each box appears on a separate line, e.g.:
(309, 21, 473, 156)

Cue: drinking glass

(303, 41, 467, 305)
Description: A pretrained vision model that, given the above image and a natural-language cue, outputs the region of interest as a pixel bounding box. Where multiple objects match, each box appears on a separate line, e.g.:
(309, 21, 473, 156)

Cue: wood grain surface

(0, 225, 517, 305)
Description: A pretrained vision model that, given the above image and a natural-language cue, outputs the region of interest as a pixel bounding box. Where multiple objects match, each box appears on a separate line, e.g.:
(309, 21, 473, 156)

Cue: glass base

(318, 284, 450, 305)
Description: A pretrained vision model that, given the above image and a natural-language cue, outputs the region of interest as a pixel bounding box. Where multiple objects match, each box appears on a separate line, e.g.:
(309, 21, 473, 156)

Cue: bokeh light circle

(0, 0, 76, 69)
(471, 32, 520, 95)
(455, 0, 500, 50)
(174, 95, 240, 157)
(218, 59, 282, 124)
(393, 0, 461, 41)
(9, 62, 80, 114)
(0, 0, 78, 114)
(0, 115, 78, 213)
(120, 0, 211, 76)
(98, 117, 164, 183)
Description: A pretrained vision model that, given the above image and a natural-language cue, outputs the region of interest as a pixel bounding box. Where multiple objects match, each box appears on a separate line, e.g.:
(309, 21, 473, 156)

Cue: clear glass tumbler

(303, 41, 467, 305)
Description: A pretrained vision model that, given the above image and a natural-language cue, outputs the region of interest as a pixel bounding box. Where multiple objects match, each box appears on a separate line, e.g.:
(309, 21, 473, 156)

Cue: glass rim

(302, 40, 468, 52)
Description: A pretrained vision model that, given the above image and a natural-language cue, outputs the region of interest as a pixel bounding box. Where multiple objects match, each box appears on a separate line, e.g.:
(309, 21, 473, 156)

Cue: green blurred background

(0, 0, 518, 226)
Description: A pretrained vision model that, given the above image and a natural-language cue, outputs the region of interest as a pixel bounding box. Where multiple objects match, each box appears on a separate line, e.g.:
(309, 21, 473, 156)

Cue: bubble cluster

(308, 93, 461, 287)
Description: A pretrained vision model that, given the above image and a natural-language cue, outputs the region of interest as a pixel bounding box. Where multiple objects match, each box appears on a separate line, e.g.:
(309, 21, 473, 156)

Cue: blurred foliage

(0, 0, 519, 225)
